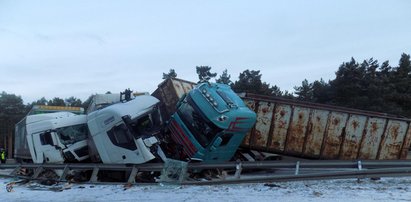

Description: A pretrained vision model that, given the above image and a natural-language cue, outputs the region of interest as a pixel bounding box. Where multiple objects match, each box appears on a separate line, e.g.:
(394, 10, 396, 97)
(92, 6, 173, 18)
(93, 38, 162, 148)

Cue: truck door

(208, 132, 234, 161)
(33, 131, 64, 163)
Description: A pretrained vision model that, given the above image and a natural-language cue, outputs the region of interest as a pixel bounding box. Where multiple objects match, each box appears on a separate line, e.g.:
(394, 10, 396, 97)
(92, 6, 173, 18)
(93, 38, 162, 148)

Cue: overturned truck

(153, 78, 256, 163)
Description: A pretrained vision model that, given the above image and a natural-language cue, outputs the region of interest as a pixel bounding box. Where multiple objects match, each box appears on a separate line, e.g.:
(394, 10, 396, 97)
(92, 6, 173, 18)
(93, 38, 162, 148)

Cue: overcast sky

(1, 0, 410, 103)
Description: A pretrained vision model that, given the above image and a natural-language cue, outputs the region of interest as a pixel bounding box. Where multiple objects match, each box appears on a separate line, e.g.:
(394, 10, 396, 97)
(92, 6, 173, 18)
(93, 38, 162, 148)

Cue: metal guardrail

(182, 167, 411, 185)
(0, 163, 165, 184)
(2, 160, 411, 185)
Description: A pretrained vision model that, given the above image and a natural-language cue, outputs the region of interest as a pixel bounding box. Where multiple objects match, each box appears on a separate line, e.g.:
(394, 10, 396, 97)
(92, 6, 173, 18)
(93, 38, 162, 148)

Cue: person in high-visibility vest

(0, 149, 6, 164)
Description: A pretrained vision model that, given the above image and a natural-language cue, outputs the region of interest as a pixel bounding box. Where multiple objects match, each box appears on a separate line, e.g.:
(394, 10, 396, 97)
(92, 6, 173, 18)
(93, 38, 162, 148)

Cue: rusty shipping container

(152, 78, 196, 120)
(241, 93, 411, 160)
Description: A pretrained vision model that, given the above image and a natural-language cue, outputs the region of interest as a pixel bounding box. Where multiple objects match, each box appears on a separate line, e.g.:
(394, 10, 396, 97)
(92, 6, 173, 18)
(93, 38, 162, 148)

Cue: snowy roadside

(1, 177, 411, 202)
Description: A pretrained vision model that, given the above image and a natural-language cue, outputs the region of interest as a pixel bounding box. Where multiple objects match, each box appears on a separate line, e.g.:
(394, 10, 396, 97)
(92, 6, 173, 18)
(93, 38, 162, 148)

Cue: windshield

(177, 95, 223, 147)
(125, 107, 162, 138)
(55, 124, 88, 145)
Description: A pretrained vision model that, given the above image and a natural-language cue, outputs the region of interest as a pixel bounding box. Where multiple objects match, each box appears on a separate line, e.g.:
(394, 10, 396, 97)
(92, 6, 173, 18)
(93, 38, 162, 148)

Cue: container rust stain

(285, 107, 310, 155)
(304, 110, 329, 157)
(358, 118, 386, 159)
(400, 123, 411, 159)
(251, 101, 274, 148)
(181, 81, 194, 94)
(340, 115, 367, 160)
(241, 99, 257, 147)
(378, 121, 408, 159)
(321, 112, 348, 159)
(352, 120, 360, 130)
(171, 79, 186, 98)
(268, 104, 292, 152)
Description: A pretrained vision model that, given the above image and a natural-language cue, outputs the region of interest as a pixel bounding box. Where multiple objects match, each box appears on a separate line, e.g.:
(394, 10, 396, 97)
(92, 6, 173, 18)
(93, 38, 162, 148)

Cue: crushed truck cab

(166, 82, 256, 163)
(22, 112, 89, 163)
(87, 95, 162, 164)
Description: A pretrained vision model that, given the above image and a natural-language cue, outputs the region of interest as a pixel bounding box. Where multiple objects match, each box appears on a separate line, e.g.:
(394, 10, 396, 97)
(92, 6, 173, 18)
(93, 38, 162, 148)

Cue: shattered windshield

(125, 107, 162, 138)
(177, 95, 223, 147)
(55, 124, 88, 145)
(107, 123, 136, 150)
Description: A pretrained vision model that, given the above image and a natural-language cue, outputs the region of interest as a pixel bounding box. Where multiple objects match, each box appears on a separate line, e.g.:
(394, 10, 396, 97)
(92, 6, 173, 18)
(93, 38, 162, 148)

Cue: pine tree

(216, 69, 232, 85)
(162, 69, 177, 79)
(270, 85, 283, 97)
(47, 97, 66, 106)
(294, 79, 313, 101)
(311, 79, 332, 104)
(196, 66, 217, 83)
(231, 70, 272, 95)
(330, 58, 366, 108)
(65, 96, 83, 107)
(391, 53, 411, 116)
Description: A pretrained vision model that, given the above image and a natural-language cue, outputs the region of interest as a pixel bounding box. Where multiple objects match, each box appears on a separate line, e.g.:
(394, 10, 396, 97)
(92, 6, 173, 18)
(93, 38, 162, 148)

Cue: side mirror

(210, 137, 222, 151)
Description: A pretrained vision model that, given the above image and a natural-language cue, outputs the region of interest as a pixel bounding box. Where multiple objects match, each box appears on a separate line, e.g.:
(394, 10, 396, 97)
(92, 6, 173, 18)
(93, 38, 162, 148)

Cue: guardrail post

(127, 166, 139, 184)
(295, 161, 300, 175)
(89, 167, 99, 183)
(10, 165, 21, 176)
(60, 164, 70, 182)
(32, 166, 44, 179)
(234, 162, 243, 179)
(357, 160, 363, 183)
(357, 160, 362, 170)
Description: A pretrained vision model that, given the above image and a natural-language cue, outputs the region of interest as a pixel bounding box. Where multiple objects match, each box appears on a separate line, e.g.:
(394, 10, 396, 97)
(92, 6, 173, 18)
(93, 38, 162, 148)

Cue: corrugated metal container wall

(241, 93, 411, 160)
(14, 118, 32, 160)
(152, 78, 196, 120)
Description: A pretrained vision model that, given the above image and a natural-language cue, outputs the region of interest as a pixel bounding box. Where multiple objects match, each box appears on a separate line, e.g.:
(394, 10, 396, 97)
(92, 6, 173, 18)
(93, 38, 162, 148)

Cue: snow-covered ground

(1, 176, 411, 202)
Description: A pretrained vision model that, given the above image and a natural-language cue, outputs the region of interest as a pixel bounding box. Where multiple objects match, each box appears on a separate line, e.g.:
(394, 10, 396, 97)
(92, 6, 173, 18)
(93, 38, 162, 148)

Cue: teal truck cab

(154, 79, 256, 163)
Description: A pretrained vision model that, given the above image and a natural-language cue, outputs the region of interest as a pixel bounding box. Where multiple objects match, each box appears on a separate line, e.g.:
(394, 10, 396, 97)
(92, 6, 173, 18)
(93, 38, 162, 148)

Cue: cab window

(40, 132, 53, 145)
(220, 133, 233, 146)
(107, 123, 137, 150)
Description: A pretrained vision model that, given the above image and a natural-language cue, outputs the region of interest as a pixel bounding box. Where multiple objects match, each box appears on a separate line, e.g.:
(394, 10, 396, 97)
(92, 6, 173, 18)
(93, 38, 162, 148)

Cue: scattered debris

(264, 183, 282, 188)
(123, 182, 133, 190)
(6, 182, 15, 192)
(6, 179, 29, 192)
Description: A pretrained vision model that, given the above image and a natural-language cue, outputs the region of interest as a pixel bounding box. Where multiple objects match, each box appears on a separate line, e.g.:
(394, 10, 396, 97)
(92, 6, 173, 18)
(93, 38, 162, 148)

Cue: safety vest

(1, 152, 5, 160)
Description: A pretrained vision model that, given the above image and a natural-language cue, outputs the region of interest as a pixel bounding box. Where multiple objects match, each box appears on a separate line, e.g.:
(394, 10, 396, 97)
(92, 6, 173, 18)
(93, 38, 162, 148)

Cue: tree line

(165, 53, 411, 118)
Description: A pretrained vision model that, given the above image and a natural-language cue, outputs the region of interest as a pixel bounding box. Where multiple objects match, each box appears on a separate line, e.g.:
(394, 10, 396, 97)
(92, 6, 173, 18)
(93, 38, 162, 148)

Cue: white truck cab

(25, 112, 89, 163)
(87, 95, 162, 164)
